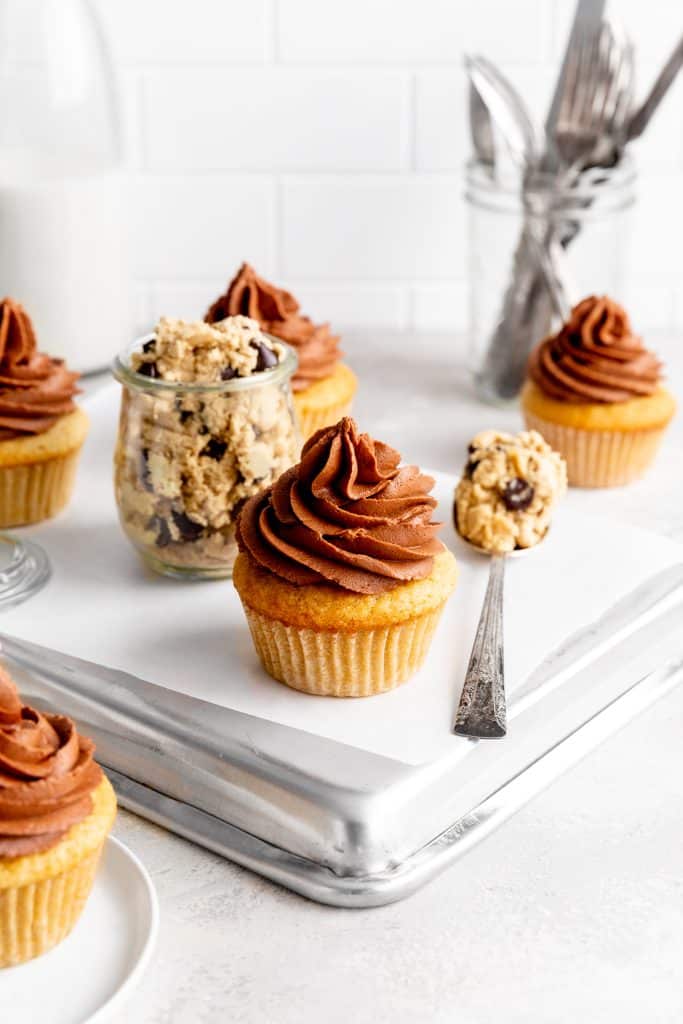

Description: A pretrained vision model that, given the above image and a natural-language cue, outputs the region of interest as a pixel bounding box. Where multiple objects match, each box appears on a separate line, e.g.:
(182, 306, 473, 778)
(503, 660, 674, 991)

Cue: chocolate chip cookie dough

(114, 316, 299, 577)
(454, 430, 567, 554)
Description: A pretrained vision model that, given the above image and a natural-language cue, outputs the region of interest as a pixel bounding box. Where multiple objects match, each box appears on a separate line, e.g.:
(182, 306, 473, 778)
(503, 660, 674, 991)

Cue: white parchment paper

(5, 384, 682, 765)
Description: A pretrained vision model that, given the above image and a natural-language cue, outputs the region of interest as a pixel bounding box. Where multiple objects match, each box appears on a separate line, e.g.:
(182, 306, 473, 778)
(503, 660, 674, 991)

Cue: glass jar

(113, 338, 299, 580)
(465, 158, 637, 404)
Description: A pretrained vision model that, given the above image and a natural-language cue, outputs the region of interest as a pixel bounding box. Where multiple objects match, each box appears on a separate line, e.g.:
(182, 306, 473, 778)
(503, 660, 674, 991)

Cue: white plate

(4, 836, 158, 1024)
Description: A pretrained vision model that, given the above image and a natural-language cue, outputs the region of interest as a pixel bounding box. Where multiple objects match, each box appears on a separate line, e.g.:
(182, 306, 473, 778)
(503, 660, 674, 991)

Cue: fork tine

(570, 24, 595, 129)
(579, 22, 606, 133)
(586, 22, 612, 133)
(611, 39, 635, 138)
(590, 23, 609, 131)
(553, 15, 635, 169)
(590, 21, 623, 137)
(556, 27, 584, 128)
(558, 19, 596, 145)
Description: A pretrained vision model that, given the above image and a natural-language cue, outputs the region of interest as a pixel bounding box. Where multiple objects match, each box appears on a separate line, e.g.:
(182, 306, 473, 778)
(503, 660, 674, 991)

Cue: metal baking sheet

(3, 567, 682, 907)
(3, 382, 683, 905)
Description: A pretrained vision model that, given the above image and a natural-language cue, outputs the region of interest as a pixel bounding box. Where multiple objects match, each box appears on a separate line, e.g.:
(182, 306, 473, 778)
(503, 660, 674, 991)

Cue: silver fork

(554, 20, 635, 177)
(524, 21, 635, 319)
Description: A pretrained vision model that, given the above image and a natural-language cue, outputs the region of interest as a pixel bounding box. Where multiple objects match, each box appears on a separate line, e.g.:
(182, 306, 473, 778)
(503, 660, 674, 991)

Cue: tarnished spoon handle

(454, 555, 507, 738)
(627, 35, 683, 141)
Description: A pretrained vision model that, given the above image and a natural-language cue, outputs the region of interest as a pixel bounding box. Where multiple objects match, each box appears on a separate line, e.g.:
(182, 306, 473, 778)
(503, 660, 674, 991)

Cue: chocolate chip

(142, 338, 156, 354)
(172, 509, 204, 542)
(147, 516, 171, 548)
(198, 424, 209, 435)
(201, 438, 227, 461)
(140, 448, 153, 492)
(137, 361, 158, 378)
(502, 477, 535, 511)
(251, 340, 278, 372)
(221, 366, 238, 381)
(464, 457, 480, 479)
(467, 442, 477, 454)
(179, 409, 193, 424)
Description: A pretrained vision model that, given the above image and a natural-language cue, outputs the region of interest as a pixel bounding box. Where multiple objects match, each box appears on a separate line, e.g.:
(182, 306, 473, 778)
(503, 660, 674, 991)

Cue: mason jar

(465, 158, 637, 403)
(113, 337, 299, 580)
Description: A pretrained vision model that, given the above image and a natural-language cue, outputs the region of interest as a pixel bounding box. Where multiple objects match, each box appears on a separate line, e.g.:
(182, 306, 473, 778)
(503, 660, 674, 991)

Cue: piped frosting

(0, 668, 102, 858)
(528, 296, 662, 404)
(237, 417, 443, 594)
(206, 264, 341, 391)
(0, 298, 79, 439)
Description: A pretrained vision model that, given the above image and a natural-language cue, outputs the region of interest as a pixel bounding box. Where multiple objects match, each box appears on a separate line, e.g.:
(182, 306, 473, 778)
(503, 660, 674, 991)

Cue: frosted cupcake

(0, 298, 88, 525)
(233, 417, 457, 697)
(206, 264, 357, 441)
(0, 667, 116, 967)
(522, 296, 675, 487)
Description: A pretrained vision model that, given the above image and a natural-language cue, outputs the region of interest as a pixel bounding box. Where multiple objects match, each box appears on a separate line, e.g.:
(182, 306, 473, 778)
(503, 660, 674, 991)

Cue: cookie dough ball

(454, 430, 567, 554)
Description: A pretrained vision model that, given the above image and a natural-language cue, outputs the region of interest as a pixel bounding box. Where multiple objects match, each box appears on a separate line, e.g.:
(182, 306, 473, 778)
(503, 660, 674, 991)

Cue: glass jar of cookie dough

(113, 326, 299, 580)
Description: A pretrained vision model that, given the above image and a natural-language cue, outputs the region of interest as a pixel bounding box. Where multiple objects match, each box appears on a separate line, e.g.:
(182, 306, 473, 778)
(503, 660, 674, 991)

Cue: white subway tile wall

(94, 0, 683, 334)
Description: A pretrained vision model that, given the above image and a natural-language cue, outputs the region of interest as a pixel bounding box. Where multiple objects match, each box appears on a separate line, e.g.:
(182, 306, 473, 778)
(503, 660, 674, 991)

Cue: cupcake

(0, 298, 88, 526)
(454, 430, 567, 554)
(522, 296, 676, 487)
(206, 264, 357, 441)
(0, 666, 116, 967)
(233, 417, 458, 697)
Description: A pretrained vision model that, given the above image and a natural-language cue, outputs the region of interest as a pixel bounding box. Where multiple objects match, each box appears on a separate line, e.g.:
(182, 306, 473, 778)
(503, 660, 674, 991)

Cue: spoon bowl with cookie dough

(452, 430, 567, 738)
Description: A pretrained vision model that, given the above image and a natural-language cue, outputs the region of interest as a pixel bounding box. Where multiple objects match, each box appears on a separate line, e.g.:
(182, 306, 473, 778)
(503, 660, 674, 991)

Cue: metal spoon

(468, 76, 496, 170)
(466, 54, 540, 169)
(453, 535, 547, 739)
(626, 34, 683, 143)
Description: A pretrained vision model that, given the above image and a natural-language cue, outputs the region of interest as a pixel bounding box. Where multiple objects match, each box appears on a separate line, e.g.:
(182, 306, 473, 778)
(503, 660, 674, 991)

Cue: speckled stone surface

(106, 332, 683, 1024)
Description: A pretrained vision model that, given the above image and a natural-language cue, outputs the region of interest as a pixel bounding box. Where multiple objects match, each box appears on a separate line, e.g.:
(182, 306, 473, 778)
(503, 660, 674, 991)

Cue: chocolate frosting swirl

(0, 298, 80, 439)
(237, 417, 443, 594)
(206, 264, 341, 392)
(528, 296, 662, 404)
(0, 667, 102, 858)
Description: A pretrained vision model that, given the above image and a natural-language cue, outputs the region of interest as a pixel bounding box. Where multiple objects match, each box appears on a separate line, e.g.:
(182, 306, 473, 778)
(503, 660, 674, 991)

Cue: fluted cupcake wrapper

(0, 448, 83, 527)
(243, 604, 446, 697)
(522, 413, 668, 488)
(293, 398, 354, 444)
(0, 846, 102, 968)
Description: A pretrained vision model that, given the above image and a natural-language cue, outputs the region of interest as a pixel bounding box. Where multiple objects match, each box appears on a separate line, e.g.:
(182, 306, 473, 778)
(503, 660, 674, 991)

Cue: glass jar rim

(465, 154, 637, 205)
(112, 332, 298, 394)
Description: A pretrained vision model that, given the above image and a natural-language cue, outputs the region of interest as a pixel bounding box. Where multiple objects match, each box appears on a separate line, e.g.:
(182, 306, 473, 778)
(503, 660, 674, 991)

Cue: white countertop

(104, 332, 683, 1024)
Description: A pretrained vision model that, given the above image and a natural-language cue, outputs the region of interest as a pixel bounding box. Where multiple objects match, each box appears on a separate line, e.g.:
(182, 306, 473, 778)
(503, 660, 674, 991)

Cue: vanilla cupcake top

(528, 296, 662, 404)
(237, 417, 443, 594)
(454, 430, 566, 554)
(132, 315, 286, 384)
(0, 298, 80, 439)
(0, 667, 102, 858)
(205, 264, 341, 392)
